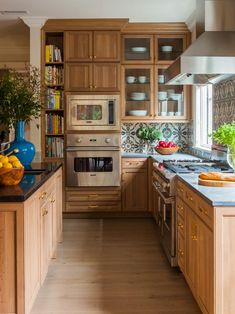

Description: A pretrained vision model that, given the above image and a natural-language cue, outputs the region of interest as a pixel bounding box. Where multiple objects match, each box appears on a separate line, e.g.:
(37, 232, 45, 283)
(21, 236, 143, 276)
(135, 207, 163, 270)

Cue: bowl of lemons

(0, 155, 24, 186)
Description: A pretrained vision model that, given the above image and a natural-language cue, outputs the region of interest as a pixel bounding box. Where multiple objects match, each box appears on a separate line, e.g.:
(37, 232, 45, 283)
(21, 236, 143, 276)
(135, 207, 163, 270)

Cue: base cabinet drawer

(66, 202, 121, 212)
(66, 190, 121, 202)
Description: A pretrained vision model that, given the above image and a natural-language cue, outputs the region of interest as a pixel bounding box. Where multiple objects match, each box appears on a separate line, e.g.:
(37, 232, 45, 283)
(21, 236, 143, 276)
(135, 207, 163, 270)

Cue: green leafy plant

(211, 121, 235, 153)
(0, 65, 43, 130)
(136, 126, 161, 142)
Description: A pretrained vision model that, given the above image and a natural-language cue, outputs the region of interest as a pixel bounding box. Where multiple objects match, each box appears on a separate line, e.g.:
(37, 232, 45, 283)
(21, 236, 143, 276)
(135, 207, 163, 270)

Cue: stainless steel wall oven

(66, 133, 120, 187)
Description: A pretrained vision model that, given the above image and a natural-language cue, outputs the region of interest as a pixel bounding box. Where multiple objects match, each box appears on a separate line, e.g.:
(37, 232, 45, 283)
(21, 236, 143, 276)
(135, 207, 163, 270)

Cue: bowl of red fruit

(155, 140, 179, 155)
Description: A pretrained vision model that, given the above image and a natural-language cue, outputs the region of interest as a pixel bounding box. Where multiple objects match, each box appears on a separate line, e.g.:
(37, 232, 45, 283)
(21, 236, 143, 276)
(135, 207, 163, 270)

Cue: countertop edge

(0, 163, 62, 203)
(177, 174, 235, 207)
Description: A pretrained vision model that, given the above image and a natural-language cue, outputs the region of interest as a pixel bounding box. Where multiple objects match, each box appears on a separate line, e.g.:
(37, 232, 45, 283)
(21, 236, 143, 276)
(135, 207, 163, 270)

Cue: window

(194, 85, 213, 150)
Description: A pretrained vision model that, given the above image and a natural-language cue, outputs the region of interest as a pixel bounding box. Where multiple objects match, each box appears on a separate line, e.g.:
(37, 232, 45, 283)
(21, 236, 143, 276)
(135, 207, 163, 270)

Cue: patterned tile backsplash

(121, 122, 191, 153)
(214, 76, 235, 129)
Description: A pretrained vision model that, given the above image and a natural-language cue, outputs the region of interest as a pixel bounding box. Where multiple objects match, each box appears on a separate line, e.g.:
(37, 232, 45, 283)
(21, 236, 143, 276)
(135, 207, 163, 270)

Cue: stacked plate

(127, 110, 147, 116)
(131, 47, 147, 53)
(130, 92, 146, 101)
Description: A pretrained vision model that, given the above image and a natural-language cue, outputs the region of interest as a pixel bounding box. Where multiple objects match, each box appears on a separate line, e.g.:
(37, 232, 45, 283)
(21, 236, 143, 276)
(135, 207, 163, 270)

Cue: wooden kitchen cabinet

(122, 34, 153, 64)
(121, 65, 154, 120)
(40, 195, 52, 284)
(65, 188, 121, 212)
(65, 30, 120, 62)
(122, 158, 148, 211)
(0, 167, 63, 314)
(65, 62, 120, 91)
(155, 34, 188, 64)
(176, 179, 213, 314)
(64, 30, 120, 92)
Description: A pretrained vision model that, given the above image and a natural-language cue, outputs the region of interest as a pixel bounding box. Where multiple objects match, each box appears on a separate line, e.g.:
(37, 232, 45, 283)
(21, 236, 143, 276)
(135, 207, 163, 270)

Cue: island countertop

(0, 162, 62, 202)
(178, 173, 235, 206)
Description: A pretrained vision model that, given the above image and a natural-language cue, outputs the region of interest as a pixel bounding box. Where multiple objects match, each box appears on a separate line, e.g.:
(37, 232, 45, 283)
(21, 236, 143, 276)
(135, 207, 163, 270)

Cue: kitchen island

(176, 173, 235, 314)
(0, 163, 63, 314)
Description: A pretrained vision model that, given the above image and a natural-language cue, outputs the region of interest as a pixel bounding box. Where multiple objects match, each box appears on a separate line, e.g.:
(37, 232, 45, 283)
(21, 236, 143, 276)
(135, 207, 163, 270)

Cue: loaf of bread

(199, 172, 235, 182)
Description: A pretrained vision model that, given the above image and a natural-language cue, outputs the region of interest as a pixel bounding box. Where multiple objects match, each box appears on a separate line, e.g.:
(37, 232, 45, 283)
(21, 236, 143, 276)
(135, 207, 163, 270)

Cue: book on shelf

(45, 113, 64, 135)
(46, 137, 64, 158)
(45, 45, 62, 63)
(45, 66, 63, 85)
(46, 88, 64, 109)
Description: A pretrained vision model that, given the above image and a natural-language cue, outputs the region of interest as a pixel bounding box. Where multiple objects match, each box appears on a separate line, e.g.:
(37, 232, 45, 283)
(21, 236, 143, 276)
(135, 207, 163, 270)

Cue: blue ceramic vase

(10, 120, 35, 166)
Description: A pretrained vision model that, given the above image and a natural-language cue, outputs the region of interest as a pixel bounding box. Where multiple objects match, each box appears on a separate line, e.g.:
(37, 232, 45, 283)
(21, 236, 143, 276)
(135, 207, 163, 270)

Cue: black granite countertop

(0, 162, 62, 202)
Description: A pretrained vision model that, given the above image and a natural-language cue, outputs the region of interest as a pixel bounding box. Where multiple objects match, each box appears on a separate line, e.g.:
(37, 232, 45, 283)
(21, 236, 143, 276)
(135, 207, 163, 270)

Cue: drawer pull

(191, 235, 198, 241)
(42, 209, 48, 216)
(89, 194, 98, 198)
(88, 205, 99, 209)
(51, 199, 56, 203)
(199, 206, 208, 216)
(178, 249, 184, 256)
(178, 222, 184, 230)
(39, 191, 47, 200)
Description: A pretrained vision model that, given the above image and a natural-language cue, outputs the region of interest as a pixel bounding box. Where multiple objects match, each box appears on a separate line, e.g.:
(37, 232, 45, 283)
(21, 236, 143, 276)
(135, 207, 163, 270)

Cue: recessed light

(0, 10, 29, 15)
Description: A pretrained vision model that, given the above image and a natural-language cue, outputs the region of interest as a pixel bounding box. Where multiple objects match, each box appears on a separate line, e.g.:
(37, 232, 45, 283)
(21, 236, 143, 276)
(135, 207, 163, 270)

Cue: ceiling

(0, 0, 196, 22)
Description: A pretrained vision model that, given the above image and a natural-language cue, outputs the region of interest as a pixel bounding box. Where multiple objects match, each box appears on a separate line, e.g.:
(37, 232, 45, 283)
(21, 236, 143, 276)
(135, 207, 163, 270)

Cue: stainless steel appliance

(66, 133, 120, 187)
(152, 159, 233, 266)
(66, 94, 120, 131)
(165, 0, 235, 85)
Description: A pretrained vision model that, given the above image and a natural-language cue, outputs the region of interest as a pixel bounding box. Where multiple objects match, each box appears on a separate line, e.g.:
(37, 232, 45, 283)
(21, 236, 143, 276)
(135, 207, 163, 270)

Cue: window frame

(194, 85, 213, 151)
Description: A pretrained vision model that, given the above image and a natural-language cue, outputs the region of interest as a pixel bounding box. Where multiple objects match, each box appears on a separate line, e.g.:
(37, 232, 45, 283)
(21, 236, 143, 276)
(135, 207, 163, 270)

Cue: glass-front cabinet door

(155, 65, 189, 120)
(121, 65, 154, 120)
(155, 34, 187, 64)
(122, 35, 153, 64)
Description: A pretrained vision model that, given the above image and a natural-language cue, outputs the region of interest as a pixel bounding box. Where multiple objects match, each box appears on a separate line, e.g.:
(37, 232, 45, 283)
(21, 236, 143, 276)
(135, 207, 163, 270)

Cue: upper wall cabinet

(155, 34, 187, 64)
(65, 31, 120, 62)
(122, 35, 153, 64)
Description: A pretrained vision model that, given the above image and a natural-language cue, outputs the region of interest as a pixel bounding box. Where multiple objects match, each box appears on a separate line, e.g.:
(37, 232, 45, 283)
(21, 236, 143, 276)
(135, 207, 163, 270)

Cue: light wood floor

(31, 218, 201, 314)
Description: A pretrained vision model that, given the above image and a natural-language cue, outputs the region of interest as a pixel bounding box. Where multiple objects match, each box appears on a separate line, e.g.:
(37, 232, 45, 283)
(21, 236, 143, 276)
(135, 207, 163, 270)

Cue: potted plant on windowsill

(0, 66, 43, 165)
(211, 121, 235, 171)
(136, 126, 162, 154)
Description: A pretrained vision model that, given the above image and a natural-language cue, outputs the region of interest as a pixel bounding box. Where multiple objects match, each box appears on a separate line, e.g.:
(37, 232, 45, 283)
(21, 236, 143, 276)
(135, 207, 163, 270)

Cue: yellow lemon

(0, 156, 9, 165)
(0, 155, 3, 159)
(8, 155, 19, 163)
(12, 160, 23, 168)
(0, 162, 3, 169)
(3, 162, 13, 169)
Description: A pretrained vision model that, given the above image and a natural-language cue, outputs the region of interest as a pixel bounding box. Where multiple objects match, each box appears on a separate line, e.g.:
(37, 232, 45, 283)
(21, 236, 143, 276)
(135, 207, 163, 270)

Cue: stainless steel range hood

(165, 0, 235, 85)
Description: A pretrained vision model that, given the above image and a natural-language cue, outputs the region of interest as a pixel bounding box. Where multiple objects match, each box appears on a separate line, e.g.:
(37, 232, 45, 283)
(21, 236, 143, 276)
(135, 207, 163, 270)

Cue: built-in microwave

(66, 94, 120, 131)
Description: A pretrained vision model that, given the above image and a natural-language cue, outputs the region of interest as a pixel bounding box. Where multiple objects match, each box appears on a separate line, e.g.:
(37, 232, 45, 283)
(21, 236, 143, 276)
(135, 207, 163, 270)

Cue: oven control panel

(67, 133, 120, 147)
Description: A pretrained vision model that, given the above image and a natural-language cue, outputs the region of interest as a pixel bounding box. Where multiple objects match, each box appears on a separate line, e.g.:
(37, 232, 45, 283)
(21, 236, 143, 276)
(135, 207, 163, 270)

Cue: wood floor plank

(31, 218, 201, 314)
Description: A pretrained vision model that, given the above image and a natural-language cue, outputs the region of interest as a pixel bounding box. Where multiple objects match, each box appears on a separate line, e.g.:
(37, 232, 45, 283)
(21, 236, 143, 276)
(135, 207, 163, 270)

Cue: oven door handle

(66, 147, 120, 152)
(152, 181, 174, 204)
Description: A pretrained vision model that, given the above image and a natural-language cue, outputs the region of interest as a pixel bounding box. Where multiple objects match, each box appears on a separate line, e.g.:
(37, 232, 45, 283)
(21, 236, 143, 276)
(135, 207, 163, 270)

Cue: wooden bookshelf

(42, 32, 64, 160)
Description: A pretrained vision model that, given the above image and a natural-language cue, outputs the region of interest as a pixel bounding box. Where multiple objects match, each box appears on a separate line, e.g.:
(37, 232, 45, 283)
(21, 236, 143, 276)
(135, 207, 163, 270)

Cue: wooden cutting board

(198, 178, 235, 187)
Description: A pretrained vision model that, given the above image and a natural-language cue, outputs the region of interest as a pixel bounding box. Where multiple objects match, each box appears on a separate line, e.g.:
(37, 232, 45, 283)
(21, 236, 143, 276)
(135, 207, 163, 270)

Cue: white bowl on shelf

(127, 110, 147, 116)
(130, 92, 146, 101)
(131, 47, 147, 53)
(158, 91, 167, 100)
(161, 45, 173, 52)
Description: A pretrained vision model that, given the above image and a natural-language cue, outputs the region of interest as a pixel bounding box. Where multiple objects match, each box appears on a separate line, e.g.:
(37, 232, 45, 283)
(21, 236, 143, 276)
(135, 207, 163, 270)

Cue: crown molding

(21, 16, 48, 28)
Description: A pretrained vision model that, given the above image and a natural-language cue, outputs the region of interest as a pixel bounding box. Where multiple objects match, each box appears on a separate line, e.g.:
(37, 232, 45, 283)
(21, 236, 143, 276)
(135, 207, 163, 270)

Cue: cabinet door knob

(89, 85, 92, 89)
(93, 85, 97, 89)
(89, 55, 92, 60)
(93, 55, 96, 59)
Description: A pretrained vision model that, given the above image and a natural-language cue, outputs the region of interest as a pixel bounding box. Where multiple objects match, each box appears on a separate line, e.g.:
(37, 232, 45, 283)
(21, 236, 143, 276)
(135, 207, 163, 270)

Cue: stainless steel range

(152, 159, 233, 266)
(66, 133, 121, 187)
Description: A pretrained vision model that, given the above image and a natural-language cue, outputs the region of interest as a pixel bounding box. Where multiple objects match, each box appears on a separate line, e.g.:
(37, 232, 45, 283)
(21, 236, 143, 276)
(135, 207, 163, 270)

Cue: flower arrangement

(0, 65, 43, 130)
